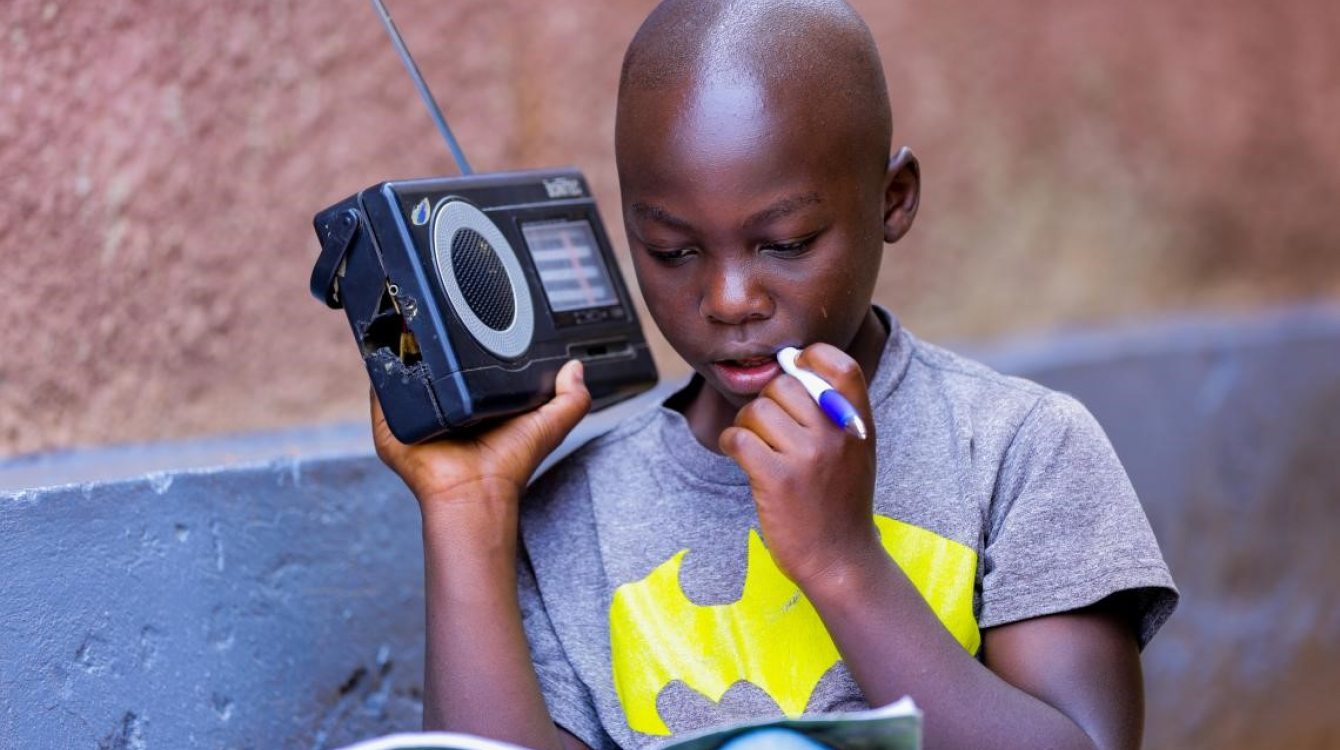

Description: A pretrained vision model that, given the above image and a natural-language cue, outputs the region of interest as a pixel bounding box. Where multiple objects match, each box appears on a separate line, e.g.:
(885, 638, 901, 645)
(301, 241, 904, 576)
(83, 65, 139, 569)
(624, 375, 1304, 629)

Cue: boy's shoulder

(903, 332, 1050, 406)
(876, 322, 1096, 444)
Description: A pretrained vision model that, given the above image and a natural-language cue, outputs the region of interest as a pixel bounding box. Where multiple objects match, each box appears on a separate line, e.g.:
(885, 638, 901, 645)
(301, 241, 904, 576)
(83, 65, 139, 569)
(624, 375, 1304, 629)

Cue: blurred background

(3, 0, 1337, 456)
(3, 1, 1339, 748)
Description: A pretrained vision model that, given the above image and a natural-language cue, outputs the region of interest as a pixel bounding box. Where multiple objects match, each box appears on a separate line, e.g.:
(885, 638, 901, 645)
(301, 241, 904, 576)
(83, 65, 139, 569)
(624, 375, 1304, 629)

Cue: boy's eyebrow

(744, 192, 823, 228)
(630, 193, 823, 232)
(630, 203, 695, 231)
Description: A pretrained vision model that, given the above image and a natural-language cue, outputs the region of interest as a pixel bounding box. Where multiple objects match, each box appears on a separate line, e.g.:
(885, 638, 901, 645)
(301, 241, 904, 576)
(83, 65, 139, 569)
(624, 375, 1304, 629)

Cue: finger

(795, 343, 873, 420)
(369, 387, 404, 462)
(547, 358, 592, 427)
(759, 369, 820, 428)
(719, 424, 776, 469)
(518, 359, 593, 456)
(733, 394, 802, 453)
(555, 358, 589, 400)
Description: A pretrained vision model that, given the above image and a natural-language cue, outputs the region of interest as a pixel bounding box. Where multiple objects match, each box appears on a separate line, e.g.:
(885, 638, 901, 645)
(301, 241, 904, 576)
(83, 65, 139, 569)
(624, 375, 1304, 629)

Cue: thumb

(525, 359, 592, 456)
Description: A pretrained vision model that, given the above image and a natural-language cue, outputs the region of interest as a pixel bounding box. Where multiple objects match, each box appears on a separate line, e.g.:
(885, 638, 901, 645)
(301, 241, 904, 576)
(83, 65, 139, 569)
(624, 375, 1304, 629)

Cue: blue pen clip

(776, 347, 868, 440)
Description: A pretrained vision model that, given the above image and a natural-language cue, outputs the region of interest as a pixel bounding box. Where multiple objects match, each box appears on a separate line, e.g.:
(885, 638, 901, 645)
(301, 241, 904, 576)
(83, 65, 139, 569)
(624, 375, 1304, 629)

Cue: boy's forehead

(621, 77, 842, 181)
(616, 84, 875, 233)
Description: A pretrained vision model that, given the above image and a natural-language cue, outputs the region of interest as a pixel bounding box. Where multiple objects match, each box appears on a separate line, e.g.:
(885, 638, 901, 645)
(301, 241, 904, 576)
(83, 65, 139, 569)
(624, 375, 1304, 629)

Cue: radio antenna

(368, 0, 474, 175)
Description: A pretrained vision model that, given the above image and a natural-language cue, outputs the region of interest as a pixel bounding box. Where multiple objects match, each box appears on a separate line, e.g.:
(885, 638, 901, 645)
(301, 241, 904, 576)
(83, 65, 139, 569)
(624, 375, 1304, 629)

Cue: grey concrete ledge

(0, 382, 685, 497)
(965, 300, 1340, 373)
(0, 421, 374, 497)
(1, 452, 425, 750)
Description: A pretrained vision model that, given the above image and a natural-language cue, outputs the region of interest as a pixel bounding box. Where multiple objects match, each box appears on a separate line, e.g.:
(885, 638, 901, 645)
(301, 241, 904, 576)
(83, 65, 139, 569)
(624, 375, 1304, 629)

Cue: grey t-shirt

(518, 312, 1178, 750)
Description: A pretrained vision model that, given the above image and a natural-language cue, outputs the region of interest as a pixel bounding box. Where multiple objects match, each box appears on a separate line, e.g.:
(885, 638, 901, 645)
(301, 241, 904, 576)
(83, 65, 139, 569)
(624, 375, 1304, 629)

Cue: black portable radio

(310, 0, 657, 443)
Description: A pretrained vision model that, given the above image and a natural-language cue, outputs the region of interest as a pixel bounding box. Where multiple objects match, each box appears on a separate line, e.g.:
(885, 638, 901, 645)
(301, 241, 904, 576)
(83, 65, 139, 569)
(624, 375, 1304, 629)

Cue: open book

(335, 698, 921, 750)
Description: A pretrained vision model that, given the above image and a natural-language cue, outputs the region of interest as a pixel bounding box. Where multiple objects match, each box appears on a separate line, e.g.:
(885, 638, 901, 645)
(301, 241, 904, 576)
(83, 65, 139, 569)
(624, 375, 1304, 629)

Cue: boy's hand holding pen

(720, 343, 881, 589)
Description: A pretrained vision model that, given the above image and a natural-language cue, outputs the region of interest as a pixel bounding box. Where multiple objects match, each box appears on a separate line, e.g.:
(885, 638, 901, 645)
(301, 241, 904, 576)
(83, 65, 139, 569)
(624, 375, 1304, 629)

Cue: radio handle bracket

(311, 208, 361, 309)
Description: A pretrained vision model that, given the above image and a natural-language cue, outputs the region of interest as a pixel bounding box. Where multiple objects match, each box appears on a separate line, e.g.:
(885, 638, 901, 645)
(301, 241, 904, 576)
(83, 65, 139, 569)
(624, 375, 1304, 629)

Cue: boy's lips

(711, 354, 783, 395)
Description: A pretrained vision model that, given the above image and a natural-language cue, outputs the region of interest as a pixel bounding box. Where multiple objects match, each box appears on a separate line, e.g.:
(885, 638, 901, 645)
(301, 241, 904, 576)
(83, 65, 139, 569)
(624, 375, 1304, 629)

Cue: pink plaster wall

(3, 0, 1338, 460)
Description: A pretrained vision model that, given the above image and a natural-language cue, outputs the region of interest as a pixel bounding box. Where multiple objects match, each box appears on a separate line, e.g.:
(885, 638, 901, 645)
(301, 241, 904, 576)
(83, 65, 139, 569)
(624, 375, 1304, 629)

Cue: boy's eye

(759, 238, 813, 257)
(645, 245, 697, 264)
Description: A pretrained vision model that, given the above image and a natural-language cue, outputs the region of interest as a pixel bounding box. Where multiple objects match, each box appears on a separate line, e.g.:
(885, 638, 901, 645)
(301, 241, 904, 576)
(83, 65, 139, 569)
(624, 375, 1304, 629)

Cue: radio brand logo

(411, 198, 431, 225)
(543, 177, 585, 199)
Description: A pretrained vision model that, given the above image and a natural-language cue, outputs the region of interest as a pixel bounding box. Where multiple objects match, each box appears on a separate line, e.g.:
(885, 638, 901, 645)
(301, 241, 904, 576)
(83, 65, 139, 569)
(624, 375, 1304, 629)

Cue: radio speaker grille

(430, 198, 535, 360)
(450, 228, 515, 331)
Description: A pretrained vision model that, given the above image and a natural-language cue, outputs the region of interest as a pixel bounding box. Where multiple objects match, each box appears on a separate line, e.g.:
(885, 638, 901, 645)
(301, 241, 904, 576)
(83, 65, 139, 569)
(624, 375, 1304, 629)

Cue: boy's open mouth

(712, 355, 783, 394)
(722, 356, 774, 368)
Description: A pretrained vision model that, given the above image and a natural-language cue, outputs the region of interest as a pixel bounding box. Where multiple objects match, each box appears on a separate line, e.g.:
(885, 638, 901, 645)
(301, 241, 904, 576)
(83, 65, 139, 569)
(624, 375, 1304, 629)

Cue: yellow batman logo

(609, 515, 979, 736)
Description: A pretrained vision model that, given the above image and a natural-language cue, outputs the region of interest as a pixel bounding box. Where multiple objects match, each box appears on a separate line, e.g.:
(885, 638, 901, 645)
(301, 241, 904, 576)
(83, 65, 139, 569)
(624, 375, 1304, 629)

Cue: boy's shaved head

(618, 0, 893, 173)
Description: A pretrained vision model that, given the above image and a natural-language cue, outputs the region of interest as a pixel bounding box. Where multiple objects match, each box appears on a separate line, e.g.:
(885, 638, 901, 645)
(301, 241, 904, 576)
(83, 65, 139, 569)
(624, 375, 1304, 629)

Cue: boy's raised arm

(724, 344, 1145, 750)
(371, 360, 594, 750)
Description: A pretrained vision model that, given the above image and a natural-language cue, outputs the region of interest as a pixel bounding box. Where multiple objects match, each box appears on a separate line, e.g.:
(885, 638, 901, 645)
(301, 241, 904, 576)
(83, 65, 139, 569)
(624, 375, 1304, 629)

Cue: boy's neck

(679, 307, 890, 453)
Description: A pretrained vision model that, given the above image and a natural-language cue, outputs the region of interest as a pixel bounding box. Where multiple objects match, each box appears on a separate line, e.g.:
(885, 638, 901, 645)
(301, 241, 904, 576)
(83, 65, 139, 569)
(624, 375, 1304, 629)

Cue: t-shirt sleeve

(516, 547, 613, 749)
(979, 392, 1178, 648)
(517, 462, 618, 750)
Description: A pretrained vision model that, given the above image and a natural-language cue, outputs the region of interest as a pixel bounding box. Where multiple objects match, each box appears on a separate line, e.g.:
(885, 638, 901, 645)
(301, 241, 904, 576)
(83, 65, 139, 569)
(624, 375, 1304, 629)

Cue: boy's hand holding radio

(372, 359, 591, 526)
(720, 343, 881, 589)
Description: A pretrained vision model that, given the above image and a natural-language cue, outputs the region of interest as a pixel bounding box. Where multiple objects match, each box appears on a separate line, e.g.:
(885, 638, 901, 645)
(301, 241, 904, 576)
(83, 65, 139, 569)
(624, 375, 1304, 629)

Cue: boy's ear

(883, 146, 920, 243)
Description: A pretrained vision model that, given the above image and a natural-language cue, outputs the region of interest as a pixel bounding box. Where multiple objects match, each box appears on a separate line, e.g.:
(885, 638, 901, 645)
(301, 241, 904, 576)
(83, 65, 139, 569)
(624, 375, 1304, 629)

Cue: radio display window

(520, 219, 620, 312)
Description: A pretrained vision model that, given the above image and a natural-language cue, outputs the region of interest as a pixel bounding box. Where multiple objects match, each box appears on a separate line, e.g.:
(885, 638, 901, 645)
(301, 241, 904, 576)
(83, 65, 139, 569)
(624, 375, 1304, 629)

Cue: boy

(372, 1, 1178, 749)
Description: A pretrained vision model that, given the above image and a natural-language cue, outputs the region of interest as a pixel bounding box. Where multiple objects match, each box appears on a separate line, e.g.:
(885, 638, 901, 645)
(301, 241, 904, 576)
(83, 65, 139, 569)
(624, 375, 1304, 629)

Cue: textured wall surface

(3, 306, 1339, 749)
(0, 455, 427, 750)
(3, 0, 1340, 456)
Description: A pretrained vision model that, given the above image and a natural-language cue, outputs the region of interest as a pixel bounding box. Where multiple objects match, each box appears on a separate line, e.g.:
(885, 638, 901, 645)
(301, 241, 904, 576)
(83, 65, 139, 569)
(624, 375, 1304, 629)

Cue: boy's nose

(700, 261, 772, 324)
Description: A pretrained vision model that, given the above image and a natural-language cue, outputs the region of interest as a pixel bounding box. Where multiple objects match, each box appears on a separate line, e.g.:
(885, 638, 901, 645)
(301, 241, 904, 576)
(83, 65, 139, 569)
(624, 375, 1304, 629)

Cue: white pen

(776, 347, 868, 440)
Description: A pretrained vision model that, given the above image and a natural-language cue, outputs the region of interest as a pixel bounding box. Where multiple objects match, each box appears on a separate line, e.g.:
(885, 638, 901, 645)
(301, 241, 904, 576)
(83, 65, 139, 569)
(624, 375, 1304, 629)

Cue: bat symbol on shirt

(608, 515, 980, 736)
